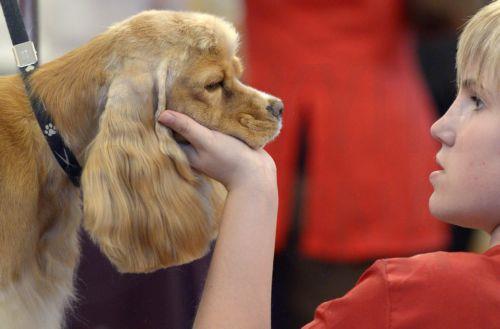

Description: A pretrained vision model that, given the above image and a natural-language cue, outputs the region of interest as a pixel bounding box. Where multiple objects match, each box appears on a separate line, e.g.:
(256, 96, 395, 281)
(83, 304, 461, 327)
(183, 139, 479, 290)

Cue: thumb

(158, 110, 208, 150)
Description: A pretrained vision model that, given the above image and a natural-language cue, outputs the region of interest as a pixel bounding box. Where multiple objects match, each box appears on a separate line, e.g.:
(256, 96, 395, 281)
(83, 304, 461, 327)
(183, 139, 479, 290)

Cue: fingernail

(159, 111, 175, 125)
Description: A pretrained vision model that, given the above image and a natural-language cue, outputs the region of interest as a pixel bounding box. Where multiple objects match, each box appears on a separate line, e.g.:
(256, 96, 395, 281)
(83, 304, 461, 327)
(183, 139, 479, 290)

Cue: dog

(0, 10, 282, 329)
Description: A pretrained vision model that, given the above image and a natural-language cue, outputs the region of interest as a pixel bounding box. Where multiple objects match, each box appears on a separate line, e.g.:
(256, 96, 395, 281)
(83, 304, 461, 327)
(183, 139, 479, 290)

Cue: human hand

(158, 110, 277, 192)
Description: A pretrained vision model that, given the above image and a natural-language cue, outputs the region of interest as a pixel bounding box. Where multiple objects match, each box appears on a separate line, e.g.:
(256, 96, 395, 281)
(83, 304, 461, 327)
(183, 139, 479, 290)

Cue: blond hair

(456, 0, 500, 90)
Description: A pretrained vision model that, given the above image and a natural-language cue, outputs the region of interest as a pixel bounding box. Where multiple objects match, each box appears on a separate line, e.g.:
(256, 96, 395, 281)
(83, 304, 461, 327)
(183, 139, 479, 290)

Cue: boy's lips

(429, 170, 444, 184)
(430, 156, 445, 184)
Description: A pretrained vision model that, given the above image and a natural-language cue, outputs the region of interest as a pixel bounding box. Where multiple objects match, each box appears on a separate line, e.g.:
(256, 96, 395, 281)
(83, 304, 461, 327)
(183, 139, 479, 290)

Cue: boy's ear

(81, 63, 221, 273)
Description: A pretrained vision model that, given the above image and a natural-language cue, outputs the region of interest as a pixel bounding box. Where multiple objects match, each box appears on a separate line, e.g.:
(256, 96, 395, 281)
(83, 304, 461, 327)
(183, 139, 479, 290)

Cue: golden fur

(0, 10, 281, 329)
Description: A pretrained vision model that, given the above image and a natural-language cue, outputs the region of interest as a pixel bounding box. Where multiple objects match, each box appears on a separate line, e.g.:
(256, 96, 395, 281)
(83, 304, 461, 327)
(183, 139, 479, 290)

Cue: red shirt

(303, 245, 500, 328)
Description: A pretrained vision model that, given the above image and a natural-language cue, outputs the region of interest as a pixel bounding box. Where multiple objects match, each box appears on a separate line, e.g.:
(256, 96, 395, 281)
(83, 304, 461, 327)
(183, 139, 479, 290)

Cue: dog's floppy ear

(81, 62, 220, 273)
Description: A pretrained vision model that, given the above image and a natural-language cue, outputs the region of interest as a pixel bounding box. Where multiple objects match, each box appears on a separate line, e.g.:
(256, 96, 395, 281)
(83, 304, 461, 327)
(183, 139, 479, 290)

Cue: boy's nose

(430, 113, 456, 147)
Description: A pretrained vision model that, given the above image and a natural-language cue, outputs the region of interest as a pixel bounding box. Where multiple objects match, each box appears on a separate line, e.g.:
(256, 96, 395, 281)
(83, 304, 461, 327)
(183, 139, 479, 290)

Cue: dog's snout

(266, 100, 284, 118)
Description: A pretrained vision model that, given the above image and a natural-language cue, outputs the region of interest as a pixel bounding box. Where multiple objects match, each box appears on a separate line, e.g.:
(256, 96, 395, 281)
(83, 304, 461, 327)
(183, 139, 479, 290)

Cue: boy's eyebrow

(461, 79, 478, 90)
(461, 79, 485, 94)
(461, 79, 495, 100)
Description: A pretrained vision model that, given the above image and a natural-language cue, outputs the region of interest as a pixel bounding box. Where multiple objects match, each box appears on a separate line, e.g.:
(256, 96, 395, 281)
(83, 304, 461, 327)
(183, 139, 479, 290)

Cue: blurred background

(0, 1, 492, 328)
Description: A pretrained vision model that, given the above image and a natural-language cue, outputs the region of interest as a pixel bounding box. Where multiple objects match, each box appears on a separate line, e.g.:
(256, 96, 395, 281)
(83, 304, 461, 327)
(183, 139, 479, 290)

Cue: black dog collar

(28, 84, 83, 187)
(1, 0, 82, 187)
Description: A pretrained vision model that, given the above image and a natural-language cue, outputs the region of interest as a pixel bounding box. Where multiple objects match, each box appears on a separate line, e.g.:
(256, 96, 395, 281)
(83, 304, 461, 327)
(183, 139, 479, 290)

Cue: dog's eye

(205, 81, 223, 92)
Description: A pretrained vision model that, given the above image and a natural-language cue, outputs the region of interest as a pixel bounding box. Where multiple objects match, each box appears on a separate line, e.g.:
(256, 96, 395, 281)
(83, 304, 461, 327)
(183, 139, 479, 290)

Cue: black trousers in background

(272, 253, 372, 329)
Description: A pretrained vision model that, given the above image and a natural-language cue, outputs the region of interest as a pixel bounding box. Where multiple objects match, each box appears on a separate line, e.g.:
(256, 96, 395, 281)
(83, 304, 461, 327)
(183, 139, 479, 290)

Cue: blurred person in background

(243, 1, 484, 328)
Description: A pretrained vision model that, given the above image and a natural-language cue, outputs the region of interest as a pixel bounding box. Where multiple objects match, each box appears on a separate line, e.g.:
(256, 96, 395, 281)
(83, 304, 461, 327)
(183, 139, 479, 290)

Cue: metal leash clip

(12, 41, 37, 71)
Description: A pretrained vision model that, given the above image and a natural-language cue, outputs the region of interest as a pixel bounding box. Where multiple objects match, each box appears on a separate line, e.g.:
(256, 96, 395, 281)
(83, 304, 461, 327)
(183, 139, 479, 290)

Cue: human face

(429, 80, 500, 233)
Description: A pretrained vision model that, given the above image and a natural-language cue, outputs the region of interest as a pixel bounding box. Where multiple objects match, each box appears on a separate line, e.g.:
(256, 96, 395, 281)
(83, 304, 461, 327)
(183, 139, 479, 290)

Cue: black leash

(1, 0, 82, 187)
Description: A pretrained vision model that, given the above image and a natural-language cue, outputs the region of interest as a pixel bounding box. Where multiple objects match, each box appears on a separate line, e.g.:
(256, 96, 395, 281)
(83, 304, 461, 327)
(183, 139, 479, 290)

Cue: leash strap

(0, 0, 82, 187)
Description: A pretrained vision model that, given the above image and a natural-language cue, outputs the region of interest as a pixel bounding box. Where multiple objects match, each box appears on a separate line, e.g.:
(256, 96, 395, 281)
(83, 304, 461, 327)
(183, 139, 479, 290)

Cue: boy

(158, 1, 500, 328)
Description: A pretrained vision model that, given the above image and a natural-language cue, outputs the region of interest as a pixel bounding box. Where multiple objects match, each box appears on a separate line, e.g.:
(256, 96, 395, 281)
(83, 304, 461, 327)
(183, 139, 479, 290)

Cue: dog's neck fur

(29, 34, 115, 160)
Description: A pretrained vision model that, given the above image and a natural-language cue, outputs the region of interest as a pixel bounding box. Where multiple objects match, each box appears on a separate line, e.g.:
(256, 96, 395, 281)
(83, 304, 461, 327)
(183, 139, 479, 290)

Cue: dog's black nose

(266, 100, 284, 118)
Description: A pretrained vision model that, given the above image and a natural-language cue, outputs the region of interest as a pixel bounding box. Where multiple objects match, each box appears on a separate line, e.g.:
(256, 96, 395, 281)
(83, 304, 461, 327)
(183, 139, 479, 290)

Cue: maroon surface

(67, 231, 211, 329)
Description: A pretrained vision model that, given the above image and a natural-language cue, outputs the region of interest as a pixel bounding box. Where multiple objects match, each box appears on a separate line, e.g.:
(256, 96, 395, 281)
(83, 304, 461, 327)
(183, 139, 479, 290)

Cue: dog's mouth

(170, 113, 281, 150)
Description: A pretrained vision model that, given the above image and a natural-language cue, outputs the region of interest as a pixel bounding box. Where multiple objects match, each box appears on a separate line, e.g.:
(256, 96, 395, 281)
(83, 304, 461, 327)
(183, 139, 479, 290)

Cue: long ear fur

(81, 63, 222, 273)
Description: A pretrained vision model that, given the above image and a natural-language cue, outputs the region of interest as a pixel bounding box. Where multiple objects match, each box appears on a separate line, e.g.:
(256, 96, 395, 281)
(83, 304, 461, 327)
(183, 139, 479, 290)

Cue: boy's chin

(429, 195, 460, 225)
(428, 193, 443, 219)
(429, 197, 483, 230)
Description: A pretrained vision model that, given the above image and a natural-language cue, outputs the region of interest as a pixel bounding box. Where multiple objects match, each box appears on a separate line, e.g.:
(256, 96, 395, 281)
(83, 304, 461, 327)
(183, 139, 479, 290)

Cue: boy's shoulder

(381, 245, 499, 277)
(380, 246, 500, 283)
(305, 247, 500, 329)
(374, 246, 500, 302)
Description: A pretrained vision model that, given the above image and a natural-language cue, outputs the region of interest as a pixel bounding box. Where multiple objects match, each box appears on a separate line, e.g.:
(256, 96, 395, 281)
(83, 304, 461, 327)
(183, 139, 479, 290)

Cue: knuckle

(178, 120, 190, 136)
(202, 132, 217, 149)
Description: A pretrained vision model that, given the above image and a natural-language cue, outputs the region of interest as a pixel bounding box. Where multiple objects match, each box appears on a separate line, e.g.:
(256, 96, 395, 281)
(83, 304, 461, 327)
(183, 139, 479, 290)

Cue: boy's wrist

(227, 174, 278, 205)
(227, 168, 277, 194)
(229, 179, 277, 198)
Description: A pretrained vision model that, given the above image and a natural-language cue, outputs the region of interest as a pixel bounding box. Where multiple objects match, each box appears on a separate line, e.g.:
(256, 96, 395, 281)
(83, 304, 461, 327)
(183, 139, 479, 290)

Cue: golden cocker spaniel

(0, 10, 282, 329)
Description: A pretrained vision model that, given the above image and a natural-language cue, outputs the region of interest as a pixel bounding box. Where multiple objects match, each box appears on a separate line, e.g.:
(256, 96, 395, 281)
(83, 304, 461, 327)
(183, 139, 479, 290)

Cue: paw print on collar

(44, 123, 57, 137)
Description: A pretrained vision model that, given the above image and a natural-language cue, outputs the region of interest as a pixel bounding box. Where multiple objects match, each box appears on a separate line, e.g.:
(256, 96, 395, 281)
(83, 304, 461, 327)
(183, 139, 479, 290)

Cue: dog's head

(80, 11, 282, 273)
(165, 28, 283, 148)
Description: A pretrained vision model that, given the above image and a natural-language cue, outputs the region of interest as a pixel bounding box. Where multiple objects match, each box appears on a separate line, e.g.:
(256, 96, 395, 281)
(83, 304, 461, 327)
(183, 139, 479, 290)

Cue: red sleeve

(302, 260, 390, 329)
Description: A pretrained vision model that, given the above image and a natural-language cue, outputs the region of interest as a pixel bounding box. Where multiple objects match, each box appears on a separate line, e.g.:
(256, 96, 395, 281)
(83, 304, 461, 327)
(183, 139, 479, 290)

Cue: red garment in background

(303, 245, 500, 328)
(246, 0, 449, 261)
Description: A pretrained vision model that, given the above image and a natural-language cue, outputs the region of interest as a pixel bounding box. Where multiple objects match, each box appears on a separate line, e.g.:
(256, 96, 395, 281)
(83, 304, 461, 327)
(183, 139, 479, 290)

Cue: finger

(158, 110, 210, 150)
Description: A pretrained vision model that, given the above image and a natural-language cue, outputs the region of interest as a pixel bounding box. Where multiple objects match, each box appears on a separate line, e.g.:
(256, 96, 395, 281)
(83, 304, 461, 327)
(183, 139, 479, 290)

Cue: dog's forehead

(120, 11, 238, 49)
(181, 53, 240, 78)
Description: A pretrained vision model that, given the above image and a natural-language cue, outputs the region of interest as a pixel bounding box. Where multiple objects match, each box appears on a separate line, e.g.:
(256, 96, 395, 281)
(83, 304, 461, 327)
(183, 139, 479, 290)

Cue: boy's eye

(471, 95, 484, 110)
